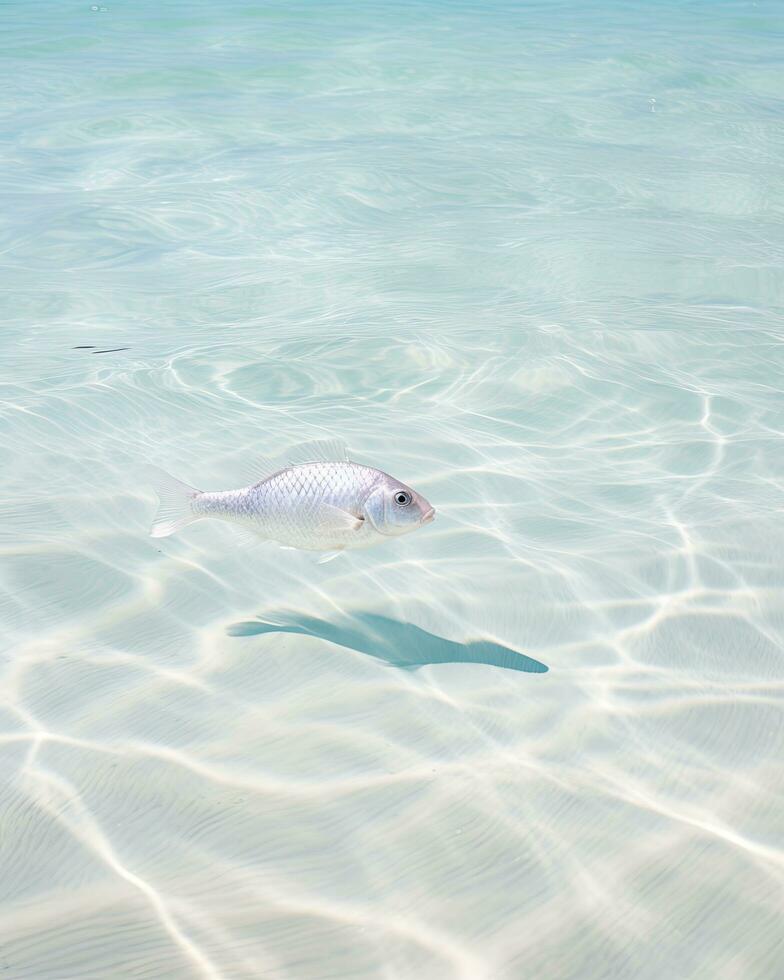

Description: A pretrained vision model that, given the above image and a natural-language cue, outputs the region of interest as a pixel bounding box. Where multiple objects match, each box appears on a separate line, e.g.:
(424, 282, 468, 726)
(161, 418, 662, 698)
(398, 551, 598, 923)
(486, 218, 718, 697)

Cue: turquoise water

(2, 0, 784, 976)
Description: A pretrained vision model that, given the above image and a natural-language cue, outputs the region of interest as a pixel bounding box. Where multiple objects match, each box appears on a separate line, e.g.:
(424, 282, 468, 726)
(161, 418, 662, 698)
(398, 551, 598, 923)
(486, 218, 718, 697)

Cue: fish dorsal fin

(241, 438, 350, 488)
(286, 438, 349, 466)
(244, 454, 280, 487)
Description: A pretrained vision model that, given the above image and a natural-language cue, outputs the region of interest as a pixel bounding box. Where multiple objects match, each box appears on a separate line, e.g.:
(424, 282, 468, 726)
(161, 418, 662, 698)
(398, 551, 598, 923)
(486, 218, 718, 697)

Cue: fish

(149, 438, 435, 560)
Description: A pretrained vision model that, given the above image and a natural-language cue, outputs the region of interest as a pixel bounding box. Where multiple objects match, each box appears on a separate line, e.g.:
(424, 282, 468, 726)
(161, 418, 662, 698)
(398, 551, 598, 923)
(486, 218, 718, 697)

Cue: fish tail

(148, 466, 203, 538)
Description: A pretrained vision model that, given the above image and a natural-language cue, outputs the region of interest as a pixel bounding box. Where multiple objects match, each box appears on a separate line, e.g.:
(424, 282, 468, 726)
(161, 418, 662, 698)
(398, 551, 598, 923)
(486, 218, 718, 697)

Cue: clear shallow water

(2, 0, 784, 976)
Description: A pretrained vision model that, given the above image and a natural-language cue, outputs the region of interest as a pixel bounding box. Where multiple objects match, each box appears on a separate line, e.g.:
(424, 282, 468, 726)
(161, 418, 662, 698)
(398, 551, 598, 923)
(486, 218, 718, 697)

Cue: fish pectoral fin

(313, 503, 364, 534)
(316, 550, 344, 564)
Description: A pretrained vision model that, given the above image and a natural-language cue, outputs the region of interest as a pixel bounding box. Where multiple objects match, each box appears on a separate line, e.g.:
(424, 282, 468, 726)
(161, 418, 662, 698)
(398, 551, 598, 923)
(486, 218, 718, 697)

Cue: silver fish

(149, 438, 435, 561)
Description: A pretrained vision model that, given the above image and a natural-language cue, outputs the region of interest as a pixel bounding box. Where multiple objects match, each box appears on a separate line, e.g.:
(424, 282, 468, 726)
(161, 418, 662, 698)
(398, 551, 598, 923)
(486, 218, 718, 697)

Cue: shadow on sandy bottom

(227, 611, 548, 674)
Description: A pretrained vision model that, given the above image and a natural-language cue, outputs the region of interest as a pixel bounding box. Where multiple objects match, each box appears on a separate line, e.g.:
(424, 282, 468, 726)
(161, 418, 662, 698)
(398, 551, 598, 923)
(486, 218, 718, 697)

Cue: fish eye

(394, 490, 412, 506)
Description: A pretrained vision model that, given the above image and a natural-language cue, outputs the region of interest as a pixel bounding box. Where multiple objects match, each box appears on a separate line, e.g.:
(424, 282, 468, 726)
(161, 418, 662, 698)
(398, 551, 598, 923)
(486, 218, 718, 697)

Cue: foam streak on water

(1, 1, 784, 977)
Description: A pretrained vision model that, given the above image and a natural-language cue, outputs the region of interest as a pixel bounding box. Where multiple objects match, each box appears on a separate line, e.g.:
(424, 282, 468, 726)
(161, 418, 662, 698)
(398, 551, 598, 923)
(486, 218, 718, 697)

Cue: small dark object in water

(228, 610, 548, 674)
(92, 347, 131, 354)
(73, 345, 95, 349)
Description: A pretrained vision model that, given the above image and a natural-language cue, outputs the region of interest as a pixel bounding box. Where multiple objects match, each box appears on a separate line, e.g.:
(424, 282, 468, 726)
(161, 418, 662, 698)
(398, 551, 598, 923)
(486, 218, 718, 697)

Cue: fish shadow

(227, 611, 548, 674)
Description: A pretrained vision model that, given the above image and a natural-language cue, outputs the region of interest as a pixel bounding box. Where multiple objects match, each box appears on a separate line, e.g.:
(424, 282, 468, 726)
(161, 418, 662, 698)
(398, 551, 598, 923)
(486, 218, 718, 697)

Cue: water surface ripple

(2, 1, 784, 978)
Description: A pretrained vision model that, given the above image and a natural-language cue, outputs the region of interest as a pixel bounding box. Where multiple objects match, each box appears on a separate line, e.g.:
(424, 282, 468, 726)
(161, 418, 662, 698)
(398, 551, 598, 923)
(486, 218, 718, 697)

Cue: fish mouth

(421, 507, 436, 525)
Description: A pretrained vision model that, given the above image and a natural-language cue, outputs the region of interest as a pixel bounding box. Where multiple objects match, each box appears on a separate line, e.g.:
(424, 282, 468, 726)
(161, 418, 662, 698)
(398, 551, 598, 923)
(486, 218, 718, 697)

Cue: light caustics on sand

(2, 0, 784, 977)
